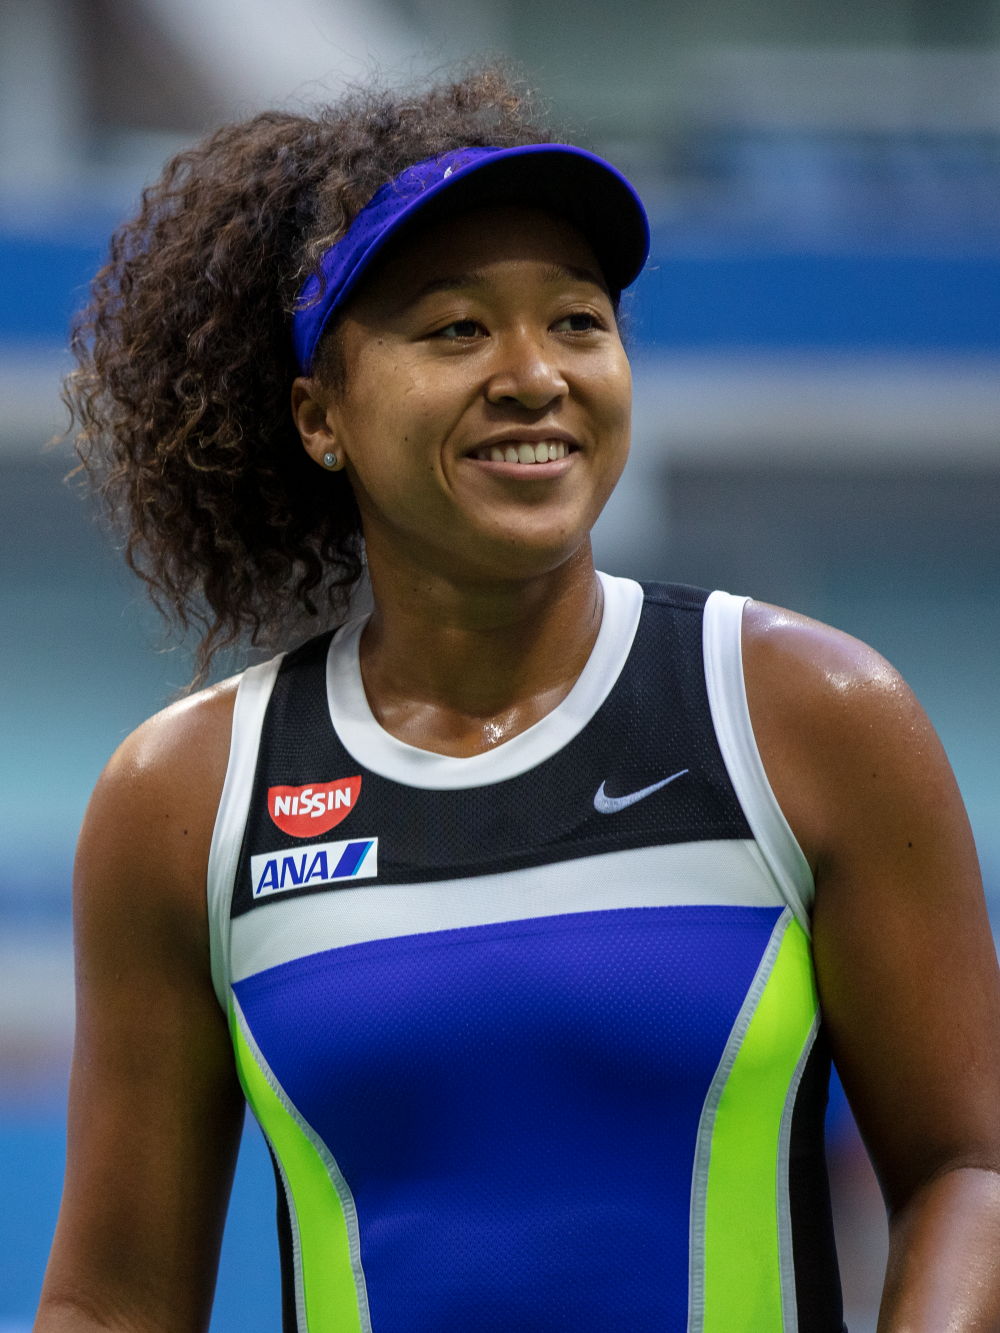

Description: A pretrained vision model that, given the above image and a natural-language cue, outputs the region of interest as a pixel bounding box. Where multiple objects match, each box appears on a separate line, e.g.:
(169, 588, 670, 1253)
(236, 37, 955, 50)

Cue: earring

(322, 452, 338, 469)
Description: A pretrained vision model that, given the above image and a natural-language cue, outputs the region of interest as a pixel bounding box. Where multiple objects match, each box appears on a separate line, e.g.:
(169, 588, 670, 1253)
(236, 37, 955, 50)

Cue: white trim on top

(324, 571, 645, 790)
(206, 654, 284, 1009)
(702, 591, 815, 932)
(229, 838, 785, 982)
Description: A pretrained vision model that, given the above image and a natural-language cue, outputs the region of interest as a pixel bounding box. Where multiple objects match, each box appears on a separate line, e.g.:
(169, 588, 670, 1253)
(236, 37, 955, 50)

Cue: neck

(359, 541, 604, 757)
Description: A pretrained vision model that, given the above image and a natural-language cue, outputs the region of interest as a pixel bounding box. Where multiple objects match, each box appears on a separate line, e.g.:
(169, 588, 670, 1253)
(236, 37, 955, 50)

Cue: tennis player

(36, 69, 1000, 1332)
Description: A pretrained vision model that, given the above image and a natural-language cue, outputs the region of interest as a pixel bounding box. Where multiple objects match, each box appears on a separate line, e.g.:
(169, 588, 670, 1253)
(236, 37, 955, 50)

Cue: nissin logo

(250, 838, 378, 898)
(267, 776, 361, 837)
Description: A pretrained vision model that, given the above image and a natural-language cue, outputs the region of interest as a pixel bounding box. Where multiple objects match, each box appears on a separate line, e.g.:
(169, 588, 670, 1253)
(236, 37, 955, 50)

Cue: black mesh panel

(233, 583, 752, 918)
(789, 1029, 847, 1331)
(266, 1139, 300, 1333)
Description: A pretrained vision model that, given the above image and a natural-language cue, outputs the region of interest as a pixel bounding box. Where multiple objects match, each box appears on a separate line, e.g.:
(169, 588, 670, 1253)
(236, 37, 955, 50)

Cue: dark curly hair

(65, 65, 553, 682)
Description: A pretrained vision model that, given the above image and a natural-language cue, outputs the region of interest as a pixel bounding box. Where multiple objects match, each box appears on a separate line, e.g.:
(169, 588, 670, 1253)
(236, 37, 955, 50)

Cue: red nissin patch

(267, 776, 362, 837)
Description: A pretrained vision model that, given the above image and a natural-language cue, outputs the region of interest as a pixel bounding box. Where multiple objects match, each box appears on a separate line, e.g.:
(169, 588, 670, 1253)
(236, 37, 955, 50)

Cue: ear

(291, 377, 346, 471)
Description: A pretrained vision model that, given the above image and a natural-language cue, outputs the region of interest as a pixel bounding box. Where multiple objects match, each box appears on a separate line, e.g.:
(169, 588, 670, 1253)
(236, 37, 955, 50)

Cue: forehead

(352, 205, 608, 311)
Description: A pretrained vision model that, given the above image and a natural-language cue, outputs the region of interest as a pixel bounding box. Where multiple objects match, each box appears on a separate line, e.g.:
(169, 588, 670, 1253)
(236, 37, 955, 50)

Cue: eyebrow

(540, 263, 610, 294)
(408, 272, 489, 304)
(406, 262, 609, 308)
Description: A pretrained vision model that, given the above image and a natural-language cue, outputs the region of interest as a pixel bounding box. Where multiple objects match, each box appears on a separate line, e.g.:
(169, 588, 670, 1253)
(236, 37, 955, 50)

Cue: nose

(485, 327, 569, 413)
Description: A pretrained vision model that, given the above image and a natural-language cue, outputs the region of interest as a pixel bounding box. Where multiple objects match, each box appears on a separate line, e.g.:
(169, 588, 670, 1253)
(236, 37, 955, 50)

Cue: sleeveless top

(207, 575, 844, 1333)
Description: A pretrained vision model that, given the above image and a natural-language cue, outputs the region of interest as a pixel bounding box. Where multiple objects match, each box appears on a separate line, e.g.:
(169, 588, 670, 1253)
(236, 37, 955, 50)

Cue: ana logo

(250, 837, 378, 899)
(268, 776, 362, 837)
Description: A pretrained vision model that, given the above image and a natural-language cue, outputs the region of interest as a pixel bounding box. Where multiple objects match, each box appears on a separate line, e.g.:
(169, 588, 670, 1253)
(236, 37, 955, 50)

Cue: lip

(463, 453, 576, 479)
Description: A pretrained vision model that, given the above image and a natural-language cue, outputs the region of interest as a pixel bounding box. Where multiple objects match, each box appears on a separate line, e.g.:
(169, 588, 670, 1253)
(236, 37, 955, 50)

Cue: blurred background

(2, 0, 999, 1328)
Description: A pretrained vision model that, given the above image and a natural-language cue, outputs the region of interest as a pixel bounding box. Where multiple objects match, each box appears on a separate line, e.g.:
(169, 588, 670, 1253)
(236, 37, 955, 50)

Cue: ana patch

(250, 837, 378, 898)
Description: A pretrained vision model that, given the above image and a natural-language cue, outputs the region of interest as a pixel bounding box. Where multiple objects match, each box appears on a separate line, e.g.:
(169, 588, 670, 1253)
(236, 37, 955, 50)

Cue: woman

(38, 70, 1000, 1332)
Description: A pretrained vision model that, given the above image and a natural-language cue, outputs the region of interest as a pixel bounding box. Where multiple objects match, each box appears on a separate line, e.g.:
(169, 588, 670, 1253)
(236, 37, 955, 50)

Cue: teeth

(475, 441, 570, 464)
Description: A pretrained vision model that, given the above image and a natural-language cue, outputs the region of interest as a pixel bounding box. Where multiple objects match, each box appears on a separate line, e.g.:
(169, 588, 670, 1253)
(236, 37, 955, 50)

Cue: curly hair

(65, 65, 553, 682)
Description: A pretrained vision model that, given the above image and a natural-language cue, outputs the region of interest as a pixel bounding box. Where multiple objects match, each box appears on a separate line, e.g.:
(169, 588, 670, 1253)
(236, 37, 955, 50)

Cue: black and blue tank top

(207, 575, 844, 1332)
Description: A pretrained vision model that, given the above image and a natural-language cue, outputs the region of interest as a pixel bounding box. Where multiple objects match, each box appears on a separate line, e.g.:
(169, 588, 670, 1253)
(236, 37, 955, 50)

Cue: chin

(458, 528, 590, 582)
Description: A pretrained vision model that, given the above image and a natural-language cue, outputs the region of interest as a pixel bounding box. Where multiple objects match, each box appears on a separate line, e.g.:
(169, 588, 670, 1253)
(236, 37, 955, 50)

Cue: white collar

(325, 571, 644, 790)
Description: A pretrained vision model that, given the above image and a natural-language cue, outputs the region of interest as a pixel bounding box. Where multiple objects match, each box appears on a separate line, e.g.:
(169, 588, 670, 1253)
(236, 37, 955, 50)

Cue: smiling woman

(41, 66, 1000, 1333)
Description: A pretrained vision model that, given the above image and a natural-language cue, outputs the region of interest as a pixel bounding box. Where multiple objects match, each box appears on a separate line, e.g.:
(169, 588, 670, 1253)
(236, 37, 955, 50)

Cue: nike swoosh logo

(593, 769, 690, 814)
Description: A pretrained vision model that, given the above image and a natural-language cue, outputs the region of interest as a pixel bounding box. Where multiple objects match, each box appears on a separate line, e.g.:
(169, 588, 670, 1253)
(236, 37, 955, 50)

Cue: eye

(552, 312, 601, 333)
(435, 320, 483, 340)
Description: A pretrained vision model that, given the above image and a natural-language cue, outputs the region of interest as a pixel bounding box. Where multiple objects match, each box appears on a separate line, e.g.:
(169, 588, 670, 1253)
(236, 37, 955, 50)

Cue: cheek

(340, 365, 461, 513)
(588, 354, 633, 441)
(347, 360, 470, 467)
(341, 362, 418, 466)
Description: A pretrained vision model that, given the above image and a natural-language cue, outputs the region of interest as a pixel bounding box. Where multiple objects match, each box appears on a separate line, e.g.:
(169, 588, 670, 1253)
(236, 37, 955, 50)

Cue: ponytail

(65, 67, 549, 682)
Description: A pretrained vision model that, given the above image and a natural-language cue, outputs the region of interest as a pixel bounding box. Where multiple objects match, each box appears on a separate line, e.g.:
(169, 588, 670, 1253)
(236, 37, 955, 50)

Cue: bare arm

(744, 602, 1000, 1331)
(35, 682, 243, 1333)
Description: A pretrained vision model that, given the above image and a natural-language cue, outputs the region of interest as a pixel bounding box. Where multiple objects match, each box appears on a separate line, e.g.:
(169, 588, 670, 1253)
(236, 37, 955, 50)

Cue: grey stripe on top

(230, 837, 785, 982)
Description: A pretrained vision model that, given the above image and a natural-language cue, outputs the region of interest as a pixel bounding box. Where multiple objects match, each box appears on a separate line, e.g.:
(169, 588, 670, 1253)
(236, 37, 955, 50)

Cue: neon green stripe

(231, 1006, 363, 1333)
(703, 918, 819, 1333)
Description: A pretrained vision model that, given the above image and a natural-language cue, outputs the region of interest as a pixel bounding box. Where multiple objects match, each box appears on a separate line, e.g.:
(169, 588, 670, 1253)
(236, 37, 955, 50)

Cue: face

(292, 205, 632, 586)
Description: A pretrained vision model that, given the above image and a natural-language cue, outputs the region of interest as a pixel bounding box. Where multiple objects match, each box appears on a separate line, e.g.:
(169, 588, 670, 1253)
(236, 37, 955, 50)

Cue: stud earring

(322, 452, 338, 469)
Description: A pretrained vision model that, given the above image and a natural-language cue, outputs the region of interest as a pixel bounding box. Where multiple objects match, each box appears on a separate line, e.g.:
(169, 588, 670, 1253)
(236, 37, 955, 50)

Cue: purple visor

(291, 143, 650, 374)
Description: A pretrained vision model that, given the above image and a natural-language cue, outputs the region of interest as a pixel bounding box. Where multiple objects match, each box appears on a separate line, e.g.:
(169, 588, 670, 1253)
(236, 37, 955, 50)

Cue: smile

(471, 440, 571, 465)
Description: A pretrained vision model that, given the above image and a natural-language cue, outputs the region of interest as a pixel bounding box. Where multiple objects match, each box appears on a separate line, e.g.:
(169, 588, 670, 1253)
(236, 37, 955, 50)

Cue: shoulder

(741, 598, 911, 729)
(739, 600, 956, 873)
(92, 674, 241, 840)
(75, 676, 242, 965)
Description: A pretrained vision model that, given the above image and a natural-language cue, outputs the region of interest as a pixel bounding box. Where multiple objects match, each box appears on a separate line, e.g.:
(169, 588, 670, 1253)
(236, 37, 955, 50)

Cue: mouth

(468, 439, 574, 466)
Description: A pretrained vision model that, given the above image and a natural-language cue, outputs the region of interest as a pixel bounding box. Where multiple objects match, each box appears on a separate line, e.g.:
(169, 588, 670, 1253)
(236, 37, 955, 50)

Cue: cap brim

(393, 145, 650, 295)
(337, 144, 650, 316)
(295, 143, 651, 372)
